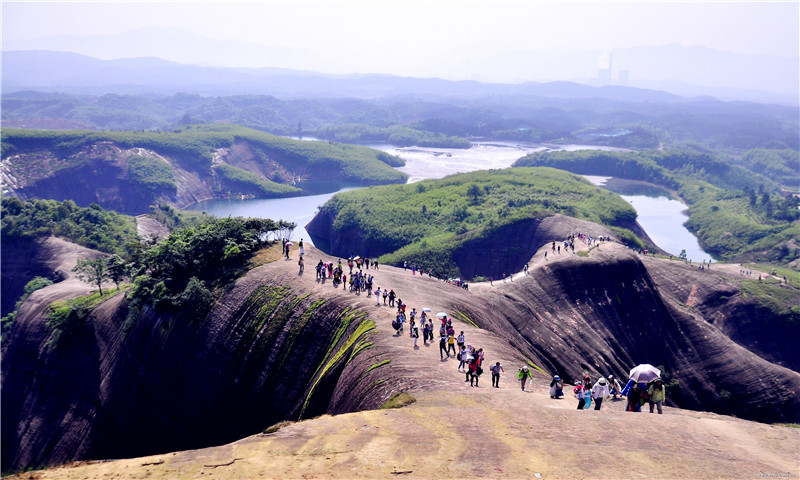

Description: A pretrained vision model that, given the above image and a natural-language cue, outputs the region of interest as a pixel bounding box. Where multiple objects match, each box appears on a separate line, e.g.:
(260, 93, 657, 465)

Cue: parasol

(629, 364, 661, 383)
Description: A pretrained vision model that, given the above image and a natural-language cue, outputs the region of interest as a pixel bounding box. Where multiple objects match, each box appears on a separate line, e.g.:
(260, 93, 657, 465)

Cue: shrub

(381, 392, 416, 409)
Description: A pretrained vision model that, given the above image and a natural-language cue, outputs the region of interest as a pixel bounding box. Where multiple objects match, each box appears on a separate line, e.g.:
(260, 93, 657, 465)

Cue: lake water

(185, 141, 713, 262)
(368, 141, 627, 183)
(584, 176, 713, 263)
(187, 141, 558, 243)
(187, 189, 355, 245)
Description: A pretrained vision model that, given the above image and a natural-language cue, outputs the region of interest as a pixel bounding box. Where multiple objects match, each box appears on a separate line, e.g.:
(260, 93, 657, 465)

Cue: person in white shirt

(456, 331, 465, 351)
(490, 362, 505, 388)
(458, 346, 468, 371)
(591, 377, 610, 410)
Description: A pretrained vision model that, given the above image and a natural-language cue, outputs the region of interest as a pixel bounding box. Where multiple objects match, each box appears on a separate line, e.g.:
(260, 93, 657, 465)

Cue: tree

(277, 219, 297, 242)
(106, 254, 128, 289)
(744, 186, 756, 206)
(678, 249, 687, 261)
(467, 184, 481, 203)
(172, 276, 213, 315)
(73, 257, 110, 295)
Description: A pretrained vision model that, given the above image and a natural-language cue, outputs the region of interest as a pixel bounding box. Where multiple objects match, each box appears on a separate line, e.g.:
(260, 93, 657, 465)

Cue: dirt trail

(12, 242, 800, 479)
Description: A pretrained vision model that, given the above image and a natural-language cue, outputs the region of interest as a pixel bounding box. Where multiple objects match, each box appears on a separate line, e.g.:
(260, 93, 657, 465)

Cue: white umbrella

(421, 308, 432, 312)
(629, 364, 661, 383)
(285, 242, 293, 247)
(436, 312, 448, 318)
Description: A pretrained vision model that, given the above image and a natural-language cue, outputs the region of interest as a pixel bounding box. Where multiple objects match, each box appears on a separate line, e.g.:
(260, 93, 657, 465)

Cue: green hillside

(317, 167, 639, 277)
(1, 124, 408, 196)
(514, 150, 800, 264)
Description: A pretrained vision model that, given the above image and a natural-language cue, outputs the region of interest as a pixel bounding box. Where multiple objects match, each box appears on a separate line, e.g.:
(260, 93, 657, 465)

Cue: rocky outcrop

(304, 206, 373, 258)
(0, 237, 102, 317)
(1, 255, 391, 473)
(3, 224, 799, 473)
(641, 256, 800, 372)
(307, 211, 663, 280)
(1, 136, 405, 215)
(1, 237, 54, 316)
(446, 247, 800, 423)
(2, 143, 205, 214)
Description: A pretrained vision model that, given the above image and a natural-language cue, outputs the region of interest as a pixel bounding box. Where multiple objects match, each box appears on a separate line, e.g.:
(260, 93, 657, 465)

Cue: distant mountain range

(2, 47, 797, 106)
(0, 50, 679, 102)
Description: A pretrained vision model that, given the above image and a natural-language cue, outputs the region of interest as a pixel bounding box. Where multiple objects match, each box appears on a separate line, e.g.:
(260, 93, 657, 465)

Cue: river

(583, 176, 713, 263)
(186, 141, 714, 261)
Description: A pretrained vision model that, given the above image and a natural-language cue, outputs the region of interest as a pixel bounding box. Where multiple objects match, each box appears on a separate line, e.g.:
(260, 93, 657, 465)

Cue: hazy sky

(3, 0, 798, 80)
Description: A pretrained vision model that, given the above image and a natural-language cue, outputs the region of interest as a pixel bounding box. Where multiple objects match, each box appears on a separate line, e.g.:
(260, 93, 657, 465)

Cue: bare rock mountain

(2, 215, 799, 474)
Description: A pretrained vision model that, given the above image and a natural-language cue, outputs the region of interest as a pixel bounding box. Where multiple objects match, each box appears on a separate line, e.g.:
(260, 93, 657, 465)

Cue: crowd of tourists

(295, 241, 671, 415)
(565, 373, 666, 414)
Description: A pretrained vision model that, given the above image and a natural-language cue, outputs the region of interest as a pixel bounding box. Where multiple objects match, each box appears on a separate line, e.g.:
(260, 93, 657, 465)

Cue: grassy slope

(1, 124, 408, 192)
(1, 197, 138, 255)
(515, 150, 799, 264)
(321, 167, 638, 276)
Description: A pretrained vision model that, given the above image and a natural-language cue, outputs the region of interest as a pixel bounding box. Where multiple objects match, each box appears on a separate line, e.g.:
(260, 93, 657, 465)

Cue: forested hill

(514, 150, 800, 265)
(306, 167, 649, 279)
(0, 125, 407, 214)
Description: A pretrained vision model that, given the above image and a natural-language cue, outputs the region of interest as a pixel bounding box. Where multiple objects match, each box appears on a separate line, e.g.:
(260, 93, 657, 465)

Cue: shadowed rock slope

(2, 248, 399, 473)
(3, 215, 799, 474)
(306, 212, 663, 280)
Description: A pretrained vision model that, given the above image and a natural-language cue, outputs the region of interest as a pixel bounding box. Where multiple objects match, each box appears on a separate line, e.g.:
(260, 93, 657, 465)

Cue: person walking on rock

(446, 333, 457, 357)
(575, 382, 586, 409)
(626, 382, 642, 412)
(583, 378, 593, 409)
(592, 377, 610, 410)
(490, 362, 505, 388)
(469, 355, 482, 387)
(608, 375, 622, 399)
(458, 345, 468, 371)
(550, 375, 564, 398)
(411, 321, 420, 349)
(439, 330, 449, 360)
(518, 366, 532, 391)
(374, 287, 382, 306)
(647, 379, 666, 414)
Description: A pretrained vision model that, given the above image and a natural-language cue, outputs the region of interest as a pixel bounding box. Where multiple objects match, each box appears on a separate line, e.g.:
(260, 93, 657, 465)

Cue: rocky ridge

(2, 215, 799, 476)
